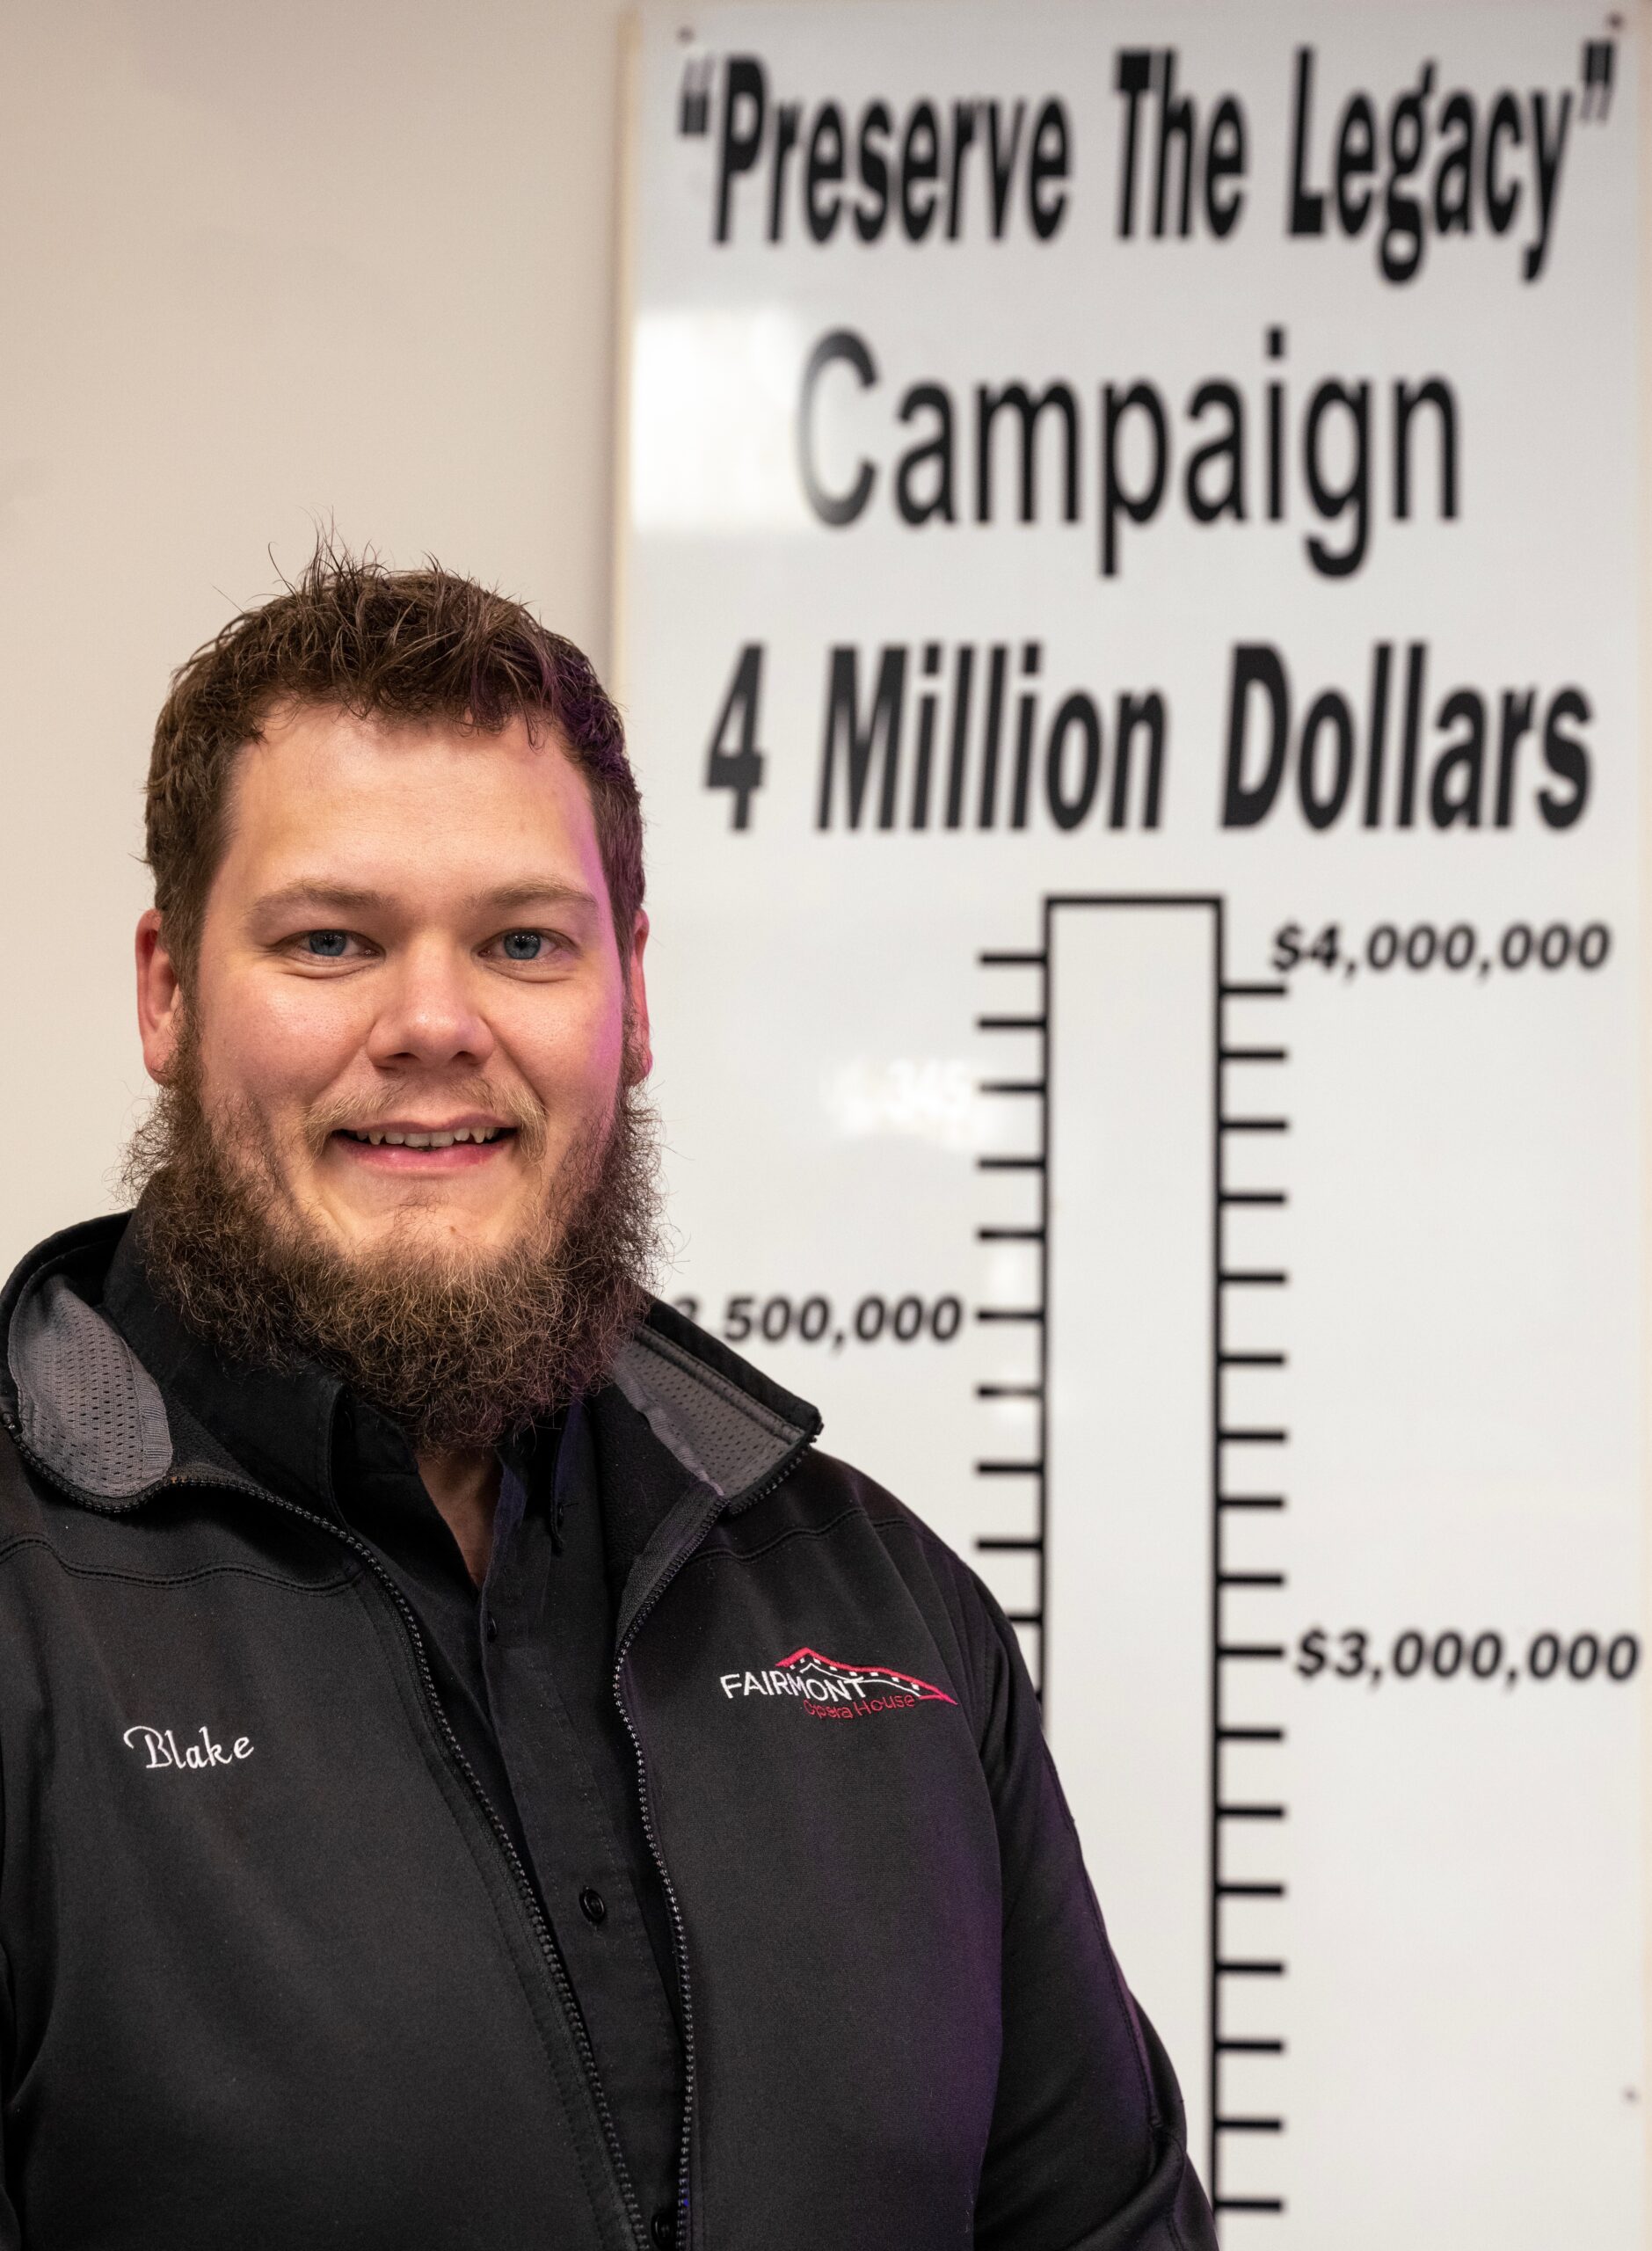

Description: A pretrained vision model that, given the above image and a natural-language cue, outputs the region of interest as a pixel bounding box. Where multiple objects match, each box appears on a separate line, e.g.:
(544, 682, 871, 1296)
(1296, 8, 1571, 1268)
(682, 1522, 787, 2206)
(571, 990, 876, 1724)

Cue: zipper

(610, 1439, 817, 2251)
(2, 1421, 652, 2251)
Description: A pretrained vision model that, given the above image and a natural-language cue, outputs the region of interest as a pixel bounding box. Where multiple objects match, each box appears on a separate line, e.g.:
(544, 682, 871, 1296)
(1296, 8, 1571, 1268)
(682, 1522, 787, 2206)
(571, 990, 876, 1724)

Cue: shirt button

(483, 1610, 499, 1643)
(579, 1886, 607, 1926)
(650, 2211, 676, 2249)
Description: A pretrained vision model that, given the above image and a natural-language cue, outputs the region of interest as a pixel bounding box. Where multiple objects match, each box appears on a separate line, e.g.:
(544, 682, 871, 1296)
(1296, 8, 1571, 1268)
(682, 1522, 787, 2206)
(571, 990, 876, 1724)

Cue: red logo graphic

(717, 1647, 956, 1717)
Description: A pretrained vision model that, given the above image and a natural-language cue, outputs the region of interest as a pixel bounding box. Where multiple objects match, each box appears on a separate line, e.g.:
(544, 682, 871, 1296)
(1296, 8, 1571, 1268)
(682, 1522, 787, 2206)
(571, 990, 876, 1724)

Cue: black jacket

(0, 1216, 1217, 2250)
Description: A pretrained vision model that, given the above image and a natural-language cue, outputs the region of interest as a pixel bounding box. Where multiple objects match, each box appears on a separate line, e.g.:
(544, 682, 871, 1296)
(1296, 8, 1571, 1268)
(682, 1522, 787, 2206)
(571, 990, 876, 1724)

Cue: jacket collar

(0, 1213, 822, 1524)
(99, 1220, 346, 1511)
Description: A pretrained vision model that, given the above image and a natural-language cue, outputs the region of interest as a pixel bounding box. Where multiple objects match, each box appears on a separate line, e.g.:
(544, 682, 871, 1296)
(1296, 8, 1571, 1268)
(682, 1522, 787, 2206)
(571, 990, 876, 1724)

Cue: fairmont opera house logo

(718, 1646, 956, 1719)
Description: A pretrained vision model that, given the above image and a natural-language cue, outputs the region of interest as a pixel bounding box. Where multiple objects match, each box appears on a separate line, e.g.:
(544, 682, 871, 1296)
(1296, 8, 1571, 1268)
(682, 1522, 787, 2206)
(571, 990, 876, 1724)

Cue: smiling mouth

(338, 1126, 513, 1150)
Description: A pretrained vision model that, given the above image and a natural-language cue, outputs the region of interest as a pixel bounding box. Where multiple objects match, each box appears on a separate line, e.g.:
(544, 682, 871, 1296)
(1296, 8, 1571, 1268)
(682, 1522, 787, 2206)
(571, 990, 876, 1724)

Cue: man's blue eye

(305, 931, 349, 958)
(501, 932, 543, 961)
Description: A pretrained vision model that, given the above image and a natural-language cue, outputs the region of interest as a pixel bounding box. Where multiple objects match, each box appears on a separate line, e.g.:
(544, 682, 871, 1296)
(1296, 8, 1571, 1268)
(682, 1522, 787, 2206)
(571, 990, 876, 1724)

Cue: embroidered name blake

(122, 1724, 253, 1771)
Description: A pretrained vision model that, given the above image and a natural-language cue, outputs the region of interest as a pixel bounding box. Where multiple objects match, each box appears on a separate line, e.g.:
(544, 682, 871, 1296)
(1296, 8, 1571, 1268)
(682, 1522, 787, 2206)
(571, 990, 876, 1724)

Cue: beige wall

(0, 0, 660, 1263)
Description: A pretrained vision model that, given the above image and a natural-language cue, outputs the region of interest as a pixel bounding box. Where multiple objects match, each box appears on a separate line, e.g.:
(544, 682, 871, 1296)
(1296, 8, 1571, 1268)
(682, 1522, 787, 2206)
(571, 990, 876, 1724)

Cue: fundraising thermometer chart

(619, 4, 1647, 2239)
(965, 891, 1642, 2242)
(977, 897, 1291, 2218)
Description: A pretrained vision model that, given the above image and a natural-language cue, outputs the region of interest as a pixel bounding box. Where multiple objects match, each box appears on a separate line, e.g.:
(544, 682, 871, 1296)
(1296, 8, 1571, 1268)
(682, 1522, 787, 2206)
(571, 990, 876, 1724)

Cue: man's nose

(364, 942, 497, 1071)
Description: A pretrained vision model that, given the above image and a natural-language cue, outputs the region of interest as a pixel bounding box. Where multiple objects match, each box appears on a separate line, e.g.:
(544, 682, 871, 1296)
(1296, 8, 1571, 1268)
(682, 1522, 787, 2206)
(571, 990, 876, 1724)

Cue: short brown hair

(145, 543, 643, 976)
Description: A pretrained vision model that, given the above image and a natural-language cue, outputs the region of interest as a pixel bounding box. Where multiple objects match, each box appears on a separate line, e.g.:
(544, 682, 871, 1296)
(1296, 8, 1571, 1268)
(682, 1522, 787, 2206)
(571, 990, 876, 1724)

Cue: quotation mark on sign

(679, 58, 714, 137)
(1580, 40, 1615, 121)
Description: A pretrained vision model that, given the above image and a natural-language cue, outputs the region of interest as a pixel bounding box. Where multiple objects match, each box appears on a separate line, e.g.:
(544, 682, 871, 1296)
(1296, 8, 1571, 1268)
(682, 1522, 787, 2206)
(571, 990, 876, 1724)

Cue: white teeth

(351, 1126, 502, 1148)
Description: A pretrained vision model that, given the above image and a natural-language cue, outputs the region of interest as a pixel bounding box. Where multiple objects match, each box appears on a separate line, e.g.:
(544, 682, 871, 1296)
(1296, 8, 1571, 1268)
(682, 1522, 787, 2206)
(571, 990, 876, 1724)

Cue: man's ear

(624, 909, 652, 1086)
(135, 909, 186, 1085)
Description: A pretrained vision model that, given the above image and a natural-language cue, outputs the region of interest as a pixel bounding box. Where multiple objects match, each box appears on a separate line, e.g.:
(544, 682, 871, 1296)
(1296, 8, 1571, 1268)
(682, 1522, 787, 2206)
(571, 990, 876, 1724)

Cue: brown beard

(121, 1034, 663, 1450)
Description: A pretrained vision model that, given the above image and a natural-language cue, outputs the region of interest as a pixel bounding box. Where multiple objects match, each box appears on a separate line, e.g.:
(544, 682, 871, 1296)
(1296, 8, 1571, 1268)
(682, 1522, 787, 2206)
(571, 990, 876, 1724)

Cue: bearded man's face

(128, 702, 659, 1446)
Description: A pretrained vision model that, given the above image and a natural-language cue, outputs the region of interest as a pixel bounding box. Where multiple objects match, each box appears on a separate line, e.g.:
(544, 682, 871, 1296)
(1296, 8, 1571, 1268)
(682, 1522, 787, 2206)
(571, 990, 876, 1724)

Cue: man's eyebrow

(472, 880, 601, 916)
(249, 878, 601, 918)
(251, 881, 385, 916)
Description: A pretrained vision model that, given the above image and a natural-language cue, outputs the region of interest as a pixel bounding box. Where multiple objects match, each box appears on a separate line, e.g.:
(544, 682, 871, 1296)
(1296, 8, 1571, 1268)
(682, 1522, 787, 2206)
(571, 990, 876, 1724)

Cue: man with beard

(0, 549, 1216, 2251)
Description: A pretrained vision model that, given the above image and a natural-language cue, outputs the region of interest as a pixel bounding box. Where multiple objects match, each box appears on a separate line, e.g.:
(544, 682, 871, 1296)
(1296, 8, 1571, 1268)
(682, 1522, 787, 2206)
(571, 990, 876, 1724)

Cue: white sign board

(618, 5, 1645, 2240)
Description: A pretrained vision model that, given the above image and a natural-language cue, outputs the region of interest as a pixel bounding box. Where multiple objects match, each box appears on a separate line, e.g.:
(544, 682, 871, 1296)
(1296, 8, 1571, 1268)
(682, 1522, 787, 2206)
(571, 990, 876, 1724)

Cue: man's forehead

(215, 704, 608, 911)
(227, 704, 593, 831)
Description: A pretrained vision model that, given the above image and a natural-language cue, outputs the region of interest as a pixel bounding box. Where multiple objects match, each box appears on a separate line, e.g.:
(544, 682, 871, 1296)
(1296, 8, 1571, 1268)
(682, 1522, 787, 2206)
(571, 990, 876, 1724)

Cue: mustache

(300, 1079, 552, 1162)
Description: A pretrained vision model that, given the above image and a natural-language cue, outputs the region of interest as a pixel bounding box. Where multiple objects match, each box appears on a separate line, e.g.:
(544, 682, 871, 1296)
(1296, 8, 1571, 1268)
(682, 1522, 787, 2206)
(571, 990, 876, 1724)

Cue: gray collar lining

(610, 1325, 804, 1504)
(7, 1256, 806, 1517)
(8, 1273, 172, 1499)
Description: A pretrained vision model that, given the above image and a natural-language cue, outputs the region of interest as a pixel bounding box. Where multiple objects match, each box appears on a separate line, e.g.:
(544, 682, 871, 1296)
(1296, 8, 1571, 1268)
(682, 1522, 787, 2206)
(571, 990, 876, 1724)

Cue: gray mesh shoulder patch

(8, 1272, 172, 1498)
(612, 1327, 801, 1503)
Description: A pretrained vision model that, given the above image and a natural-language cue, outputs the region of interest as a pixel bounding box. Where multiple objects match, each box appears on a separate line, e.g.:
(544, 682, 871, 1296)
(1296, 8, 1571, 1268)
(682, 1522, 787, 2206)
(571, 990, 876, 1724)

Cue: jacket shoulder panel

(0, 1422, 354, 1594)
